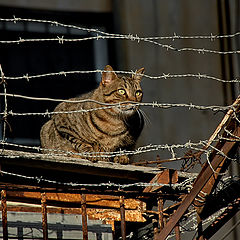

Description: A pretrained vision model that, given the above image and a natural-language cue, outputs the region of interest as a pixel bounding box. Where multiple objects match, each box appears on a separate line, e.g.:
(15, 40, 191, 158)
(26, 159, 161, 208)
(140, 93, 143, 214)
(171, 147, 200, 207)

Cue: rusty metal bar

(158, 198, 164, 231)
(1, 190, 8, 240)
(41, 192, 48, 240)
(154, 127, 240, 240)
(154, 198, 165, 239)
(174, 221, 181, 240)
(120, 196, 126, 240)
(81, 194, 88, 240)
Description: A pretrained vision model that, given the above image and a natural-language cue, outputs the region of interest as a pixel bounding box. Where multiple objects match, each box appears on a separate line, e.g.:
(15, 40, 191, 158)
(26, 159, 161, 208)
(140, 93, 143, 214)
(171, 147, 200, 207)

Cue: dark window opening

(0, 6, 115, 146)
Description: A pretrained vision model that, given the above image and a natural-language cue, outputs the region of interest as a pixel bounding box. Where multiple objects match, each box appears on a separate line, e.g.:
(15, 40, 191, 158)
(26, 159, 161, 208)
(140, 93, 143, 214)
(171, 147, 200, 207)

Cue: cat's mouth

(116, 104, 137, 115)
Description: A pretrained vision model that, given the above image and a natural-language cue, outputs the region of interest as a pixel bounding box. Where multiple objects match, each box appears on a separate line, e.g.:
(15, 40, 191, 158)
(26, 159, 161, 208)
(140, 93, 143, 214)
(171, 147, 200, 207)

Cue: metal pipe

(1, 190, 8, 240)
(81, 194, 88, 240)
(41, 192, 48, 240)
(120, 196, 126, 240)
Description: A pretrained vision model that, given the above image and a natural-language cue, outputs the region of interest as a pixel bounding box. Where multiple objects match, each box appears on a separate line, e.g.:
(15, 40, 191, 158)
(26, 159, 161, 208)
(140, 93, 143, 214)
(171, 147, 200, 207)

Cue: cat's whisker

(138, 109, 151, 126)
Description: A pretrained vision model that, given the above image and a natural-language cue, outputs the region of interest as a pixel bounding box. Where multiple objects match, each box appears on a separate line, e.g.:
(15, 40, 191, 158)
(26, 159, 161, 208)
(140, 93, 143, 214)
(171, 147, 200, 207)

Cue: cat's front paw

(113, 155, 130, 164)
(90, 155, 110, 163)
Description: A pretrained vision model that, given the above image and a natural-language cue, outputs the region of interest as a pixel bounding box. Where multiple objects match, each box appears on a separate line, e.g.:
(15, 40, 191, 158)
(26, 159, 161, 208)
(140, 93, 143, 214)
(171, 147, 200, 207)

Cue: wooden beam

(0, 149, 161, 181)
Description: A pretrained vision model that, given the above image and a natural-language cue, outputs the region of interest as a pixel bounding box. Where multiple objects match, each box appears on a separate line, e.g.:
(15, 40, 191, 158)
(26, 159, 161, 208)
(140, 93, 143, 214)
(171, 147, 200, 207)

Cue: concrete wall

(0, 0, 112, 12)
(113, 0, 226, 168)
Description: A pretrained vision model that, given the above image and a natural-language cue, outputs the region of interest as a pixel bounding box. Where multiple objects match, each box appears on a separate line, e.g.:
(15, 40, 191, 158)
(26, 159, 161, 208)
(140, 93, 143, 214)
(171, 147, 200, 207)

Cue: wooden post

(1, 190, 8, 240)
(41, 192, 48, 240)
(81, 194, 88, 240)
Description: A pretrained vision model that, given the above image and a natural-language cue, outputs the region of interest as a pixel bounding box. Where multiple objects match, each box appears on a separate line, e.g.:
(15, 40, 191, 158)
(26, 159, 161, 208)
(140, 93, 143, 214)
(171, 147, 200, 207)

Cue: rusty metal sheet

(5, 191, 144, 210)
(2, 202, 146, 223)
(144, 169, 178, 193)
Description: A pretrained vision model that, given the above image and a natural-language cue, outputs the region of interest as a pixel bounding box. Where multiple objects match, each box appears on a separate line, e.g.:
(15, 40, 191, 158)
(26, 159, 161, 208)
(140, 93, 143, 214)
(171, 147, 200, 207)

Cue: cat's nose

(128, 96, 137, 102)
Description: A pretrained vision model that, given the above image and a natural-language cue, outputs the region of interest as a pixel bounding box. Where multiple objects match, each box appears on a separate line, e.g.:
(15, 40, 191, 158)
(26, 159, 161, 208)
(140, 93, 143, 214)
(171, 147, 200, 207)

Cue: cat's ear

(101, 65, 117, 86)
(133, 68, 145, 81)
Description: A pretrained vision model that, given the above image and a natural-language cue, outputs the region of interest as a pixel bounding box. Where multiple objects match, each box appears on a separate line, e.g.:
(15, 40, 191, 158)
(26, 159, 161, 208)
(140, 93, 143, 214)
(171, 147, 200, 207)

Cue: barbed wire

(1, 34, 240, 55)
(0, 169, 195, 190)
(1, 17, 240, 41)
(0, 134, 239, 165)
(0, 166, 235, 240)
(2, 70, 240, 83)
(0, 64, 8, 144)
(0, 16, 239, 240)
(166, 176, 240, 239)
(0, 139, 210, 159)
(1, 17, 240, 55)
(0, 100, 235, 117)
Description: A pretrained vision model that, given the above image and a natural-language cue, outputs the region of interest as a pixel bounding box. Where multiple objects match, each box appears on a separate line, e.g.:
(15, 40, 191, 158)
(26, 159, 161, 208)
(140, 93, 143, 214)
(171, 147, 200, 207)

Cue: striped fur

(40, 65, 145, 164)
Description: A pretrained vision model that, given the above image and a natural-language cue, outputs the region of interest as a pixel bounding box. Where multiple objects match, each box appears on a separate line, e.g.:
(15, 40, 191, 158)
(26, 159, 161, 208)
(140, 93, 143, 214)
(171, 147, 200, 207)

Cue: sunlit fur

(102, 74, 143, 116)
(40, 65, 145, 164)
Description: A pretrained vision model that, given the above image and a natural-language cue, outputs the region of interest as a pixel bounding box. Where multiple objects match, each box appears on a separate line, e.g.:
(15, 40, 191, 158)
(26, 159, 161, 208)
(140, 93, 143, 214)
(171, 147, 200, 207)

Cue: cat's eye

(118, 89, 126, 95)
(136, 91, 142, 97)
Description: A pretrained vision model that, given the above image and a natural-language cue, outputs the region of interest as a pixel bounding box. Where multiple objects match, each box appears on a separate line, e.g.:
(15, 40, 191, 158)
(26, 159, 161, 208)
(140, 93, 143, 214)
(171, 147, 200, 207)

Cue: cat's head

(100, 65, 144, 116)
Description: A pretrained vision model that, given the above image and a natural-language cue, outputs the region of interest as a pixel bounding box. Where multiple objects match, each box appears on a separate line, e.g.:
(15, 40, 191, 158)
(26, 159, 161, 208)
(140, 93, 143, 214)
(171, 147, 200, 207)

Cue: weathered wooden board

(0, 149, 162, 181)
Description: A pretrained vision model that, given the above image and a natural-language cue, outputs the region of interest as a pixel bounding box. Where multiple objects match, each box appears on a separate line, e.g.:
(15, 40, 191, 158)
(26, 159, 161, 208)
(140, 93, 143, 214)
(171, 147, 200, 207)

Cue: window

(0, 6, 115, 146)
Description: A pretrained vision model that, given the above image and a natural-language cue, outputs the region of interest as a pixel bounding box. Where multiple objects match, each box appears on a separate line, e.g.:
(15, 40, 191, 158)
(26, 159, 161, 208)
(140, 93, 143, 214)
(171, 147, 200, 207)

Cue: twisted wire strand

(2, 70, 240, 83)
(1, 17, 240, 55)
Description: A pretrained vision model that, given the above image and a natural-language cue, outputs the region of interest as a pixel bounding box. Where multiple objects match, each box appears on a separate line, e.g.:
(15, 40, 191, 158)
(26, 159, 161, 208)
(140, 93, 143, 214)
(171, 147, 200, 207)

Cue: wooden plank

(0, 149, 161, 181)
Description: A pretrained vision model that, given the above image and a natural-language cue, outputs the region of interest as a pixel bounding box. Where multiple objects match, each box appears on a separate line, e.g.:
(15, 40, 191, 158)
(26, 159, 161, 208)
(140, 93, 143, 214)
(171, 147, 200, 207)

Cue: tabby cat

(40, 65, 145, 164)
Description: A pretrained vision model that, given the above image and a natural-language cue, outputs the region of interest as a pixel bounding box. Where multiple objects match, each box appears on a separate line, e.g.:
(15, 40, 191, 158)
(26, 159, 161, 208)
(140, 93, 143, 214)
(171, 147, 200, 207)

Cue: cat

(40, 65, 145, 164)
